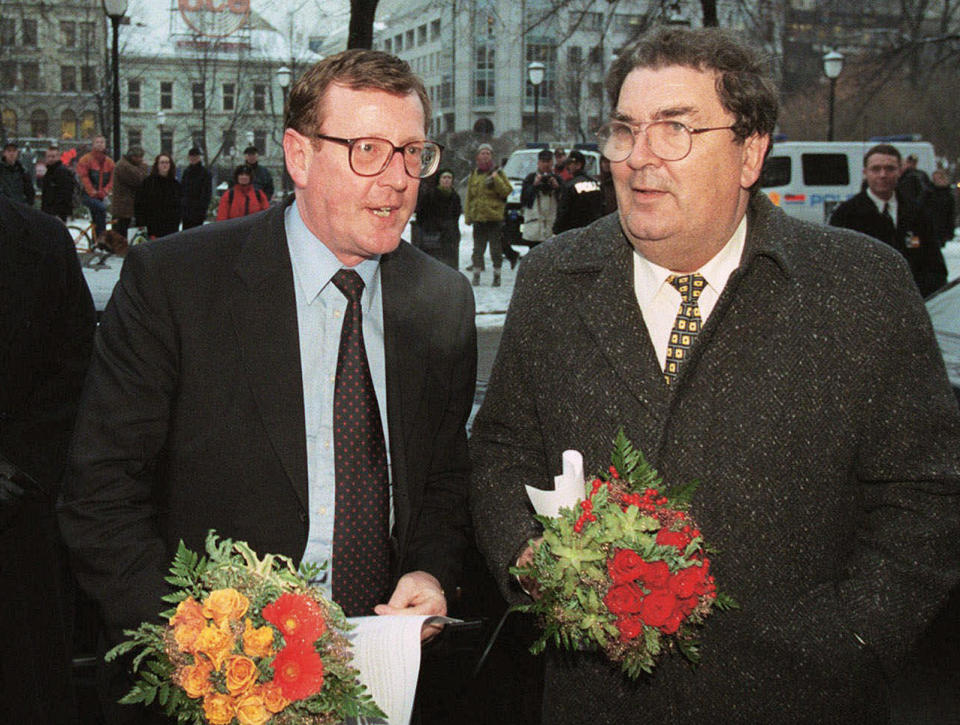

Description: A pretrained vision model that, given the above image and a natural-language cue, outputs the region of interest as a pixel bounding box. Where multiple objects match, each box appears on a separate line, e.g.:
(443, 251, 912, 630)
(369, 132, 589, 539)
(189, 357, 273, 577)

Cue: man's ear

(282, 129, 312, 189)
(740, 133, 770, 189)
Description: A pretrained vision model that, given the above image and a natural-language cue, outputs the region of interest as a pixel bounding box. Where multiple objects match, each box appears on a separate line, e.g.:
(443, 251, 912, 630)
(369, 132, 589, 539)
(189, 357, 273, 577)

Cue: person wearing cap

(552, 149, 604, 234)
(217, 164, 270, 221)
(180, 147, 212, 229)
(241, 145, 275, 201)
(112, 146, 149, 238)
(415, 167, 462, 269)
(0, 142, 36, 206)
(520, 148, 561, 247)
(896, 152, 931, 208)
(464, 142, 512, 286)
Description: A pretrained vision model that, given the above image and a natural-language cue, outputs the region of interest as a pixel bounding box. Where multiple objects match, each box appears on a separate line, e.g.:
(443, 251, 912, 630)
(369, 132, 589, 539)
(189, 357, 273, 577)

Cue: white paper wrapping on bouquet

(525, 449, 586, 518)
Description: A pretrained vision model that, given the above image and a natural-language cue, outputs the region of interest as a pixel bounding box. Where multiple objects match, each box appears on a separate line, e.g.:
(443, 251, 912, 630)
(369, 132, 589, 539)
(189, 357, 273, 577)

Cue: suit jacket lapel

(229, 205, 309, 511)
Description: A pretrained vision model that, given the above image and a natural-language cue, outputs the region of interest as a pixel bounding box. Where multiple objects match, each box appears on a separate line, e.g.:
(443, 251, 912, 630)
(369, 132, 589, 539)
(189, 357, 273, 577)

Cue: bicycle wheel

(67, 224, 95, 253)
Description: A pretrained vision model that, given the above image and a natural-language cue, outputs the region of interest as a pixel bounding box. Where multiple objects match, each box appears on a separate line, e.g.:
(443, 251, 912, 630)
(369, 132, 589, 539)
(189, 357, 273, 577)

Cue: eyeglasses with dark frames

(312, 134, 444, 179)
(596, 120, 736, 163)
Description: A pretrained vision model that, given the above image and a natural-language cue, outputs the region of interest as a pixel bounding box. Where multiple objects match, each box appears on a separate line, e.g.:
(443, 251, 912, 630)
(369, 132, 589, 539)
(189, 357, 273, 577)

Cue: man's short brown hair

(285, 49, 431, 137)
(605, 26, 778, 143)
(863, 144, 901, 167)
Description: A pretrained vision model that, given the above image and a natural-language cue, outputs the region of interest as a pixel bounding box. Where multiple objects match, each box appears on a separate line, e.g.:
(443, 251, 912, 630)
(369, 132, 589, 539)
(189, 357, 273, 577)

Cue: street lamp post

(528, 61, 545, 143)
(276, 65, 292, 199)
(156, 109, 166, 153)
(102, 0, 129, 160)
(822, 50, 844, 142)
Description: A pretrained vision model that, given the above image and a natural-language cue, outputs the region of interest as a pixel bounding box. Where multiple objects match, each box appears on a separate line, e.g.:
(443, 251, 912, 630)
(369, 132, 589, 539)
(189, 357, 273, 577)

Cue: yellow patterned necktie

(663, 273, 706, 385)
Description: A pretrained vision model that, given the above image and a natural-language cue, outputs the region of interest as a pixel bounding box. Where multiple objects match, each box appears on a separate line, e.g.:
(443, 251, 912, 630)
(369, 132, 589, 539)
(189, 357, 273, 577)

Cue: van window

(760, 156, 790, 187)
(801, 153, 849, 186)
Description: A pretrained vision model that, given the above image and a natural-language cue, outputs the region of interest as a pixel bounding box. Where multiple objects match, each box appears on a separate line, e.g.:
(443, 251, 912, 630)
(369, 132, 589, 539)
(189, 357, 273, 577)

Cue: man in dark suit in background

(471, 27, 960, 724)
(1, 194, 96, 724)
(59, 50, 476, 722)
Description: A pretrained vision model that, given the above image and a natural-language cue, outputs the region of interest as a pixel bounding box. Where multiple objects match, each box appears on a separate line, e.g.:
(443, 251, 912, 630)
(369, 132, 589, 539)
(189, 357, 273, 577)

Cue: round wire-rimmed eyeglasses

(312, 134, 444, 178)
(596, 120, 736, 162)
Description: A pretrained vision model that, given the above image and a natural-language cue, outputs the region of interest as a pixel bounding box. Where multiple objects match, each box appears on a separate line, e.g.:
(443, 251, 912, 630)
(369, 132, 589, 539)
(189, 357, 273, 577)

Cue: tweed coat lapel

(555, 214, 669, 412)
(229, 204, 309, 512)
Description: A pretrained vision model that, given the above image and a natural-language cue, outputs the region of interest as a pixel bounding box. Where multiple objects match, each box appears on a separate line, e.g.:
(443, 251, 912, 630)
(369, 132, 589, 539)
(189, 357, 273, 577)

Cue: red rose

(676, 595, 699, 617)
(635, 560, 671, 590)
(262, 593, 327, 645)
(660, 610, 685, 635)
(656, 529, 691, 552)
(270, 641, 325, 701)
(603, 584, 645, 615)
(607, 549, 646, 585)
(668, 565, 706, 599)
(616, 615, 644, 641)
(638, 590, 679, 628)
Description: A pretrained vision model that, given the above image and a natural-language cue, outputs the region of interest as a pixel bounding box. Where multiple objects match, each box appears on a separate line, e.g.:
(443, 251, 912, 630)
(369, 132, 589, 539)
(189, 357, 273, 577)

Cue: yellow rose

(178, 656, 214, 699)
(202, 692, 235, 725)
(225, 654, 260, 695)
(170, 598, 207, 653)
(242, 618, 275, 659)
(194, 622, 234, 671)
(235, 692, 272, 725)
(202, 588, 250, 626)
(258, 681, 289, 714)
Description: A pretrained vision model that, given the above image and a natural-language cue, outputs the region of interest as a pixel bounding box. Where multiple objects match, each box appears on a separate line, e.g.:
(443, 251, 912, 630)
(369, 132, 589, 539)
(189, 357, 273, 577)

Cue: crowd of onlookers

(0, 136, 276, 250)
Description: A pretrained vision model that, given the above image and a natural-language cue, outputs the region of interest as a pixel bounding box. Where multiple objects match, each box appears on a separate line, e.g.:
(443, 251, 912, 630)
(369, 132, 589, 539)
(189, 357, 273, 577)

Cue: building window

(61, 21, 76, 47)
(571, 11, 603, 32)
(81, 111, 96, 139)
(394, 34, 402, 51)
(253, 84, 266, 111)
(0, 62, 15, 89)
(80, 21, 95, 47)
(160, 81, 173, 110)
(192, 82, 205, 110)
(589, 82, 603, 101)
(128, 128, 142, 149)
(474, 45, 495, 105)
(615, 13, 642, 32)
(384, 38, 392, 53)
(61, 109, 77, 140)
(0, 19, 14, 47)
(406, 29, 414, 48)
(161, 129, 173, 155)
(30, 109, 48, 137)
(61, 65, 77, 93)
(431, 19, 441, 41)
(223, 83, 235, 111)
(190, 129, 205, 154)
(417, 24, 427, 45)
(2, 108, 17, 135)
(21, 18, 37, 47)
(81, 66, 96, 92)
(128, 80, 141, 109)
(221, 129, 236, 156)
(526, 40, 556, 103)
(568, 45, 582, 65)
(253, 130, 267, 156)
(22, 62, 40, 91)
(588, 46, 602, 65)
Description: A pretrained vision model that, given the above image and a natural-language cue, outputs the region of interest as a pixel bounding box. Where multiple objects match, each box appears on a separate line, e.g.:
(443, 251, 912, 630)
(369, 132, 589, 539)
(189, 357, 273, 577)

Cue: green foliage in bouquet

(105, 531, 384, 724)
(511, 431, 738, 679)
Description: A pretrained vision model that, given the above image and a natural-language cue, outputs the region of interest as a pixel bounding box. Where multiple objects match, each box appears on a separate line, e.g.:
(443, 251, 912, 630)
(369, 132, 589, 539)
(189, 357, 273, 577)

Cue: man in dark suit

(471, 27, 960, 724)
(59, 50, 475, 721)
(1, 194, 95, 724)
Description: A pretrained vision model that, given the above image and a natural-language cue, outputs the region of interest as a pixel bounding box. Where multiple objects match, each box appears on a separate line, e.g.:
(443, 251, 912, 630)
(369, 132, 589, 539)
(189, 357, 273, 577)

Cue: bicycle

(67, 218, 102, 254)
(76, 224, 149, 268)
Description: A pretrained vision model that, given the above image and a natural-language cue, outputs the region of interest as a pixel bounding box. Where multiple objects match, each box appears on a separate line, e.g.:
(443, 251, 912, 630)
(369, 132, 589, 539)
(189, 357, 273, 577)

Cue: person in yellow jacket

(464, 143, 512, 286)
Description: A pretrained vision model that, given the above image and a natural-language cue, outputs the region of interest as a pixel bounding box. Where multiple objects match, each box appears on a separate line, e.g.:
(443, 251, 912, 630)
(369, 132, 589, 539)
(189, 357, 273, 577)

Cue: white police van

(760, 140, 937, 225)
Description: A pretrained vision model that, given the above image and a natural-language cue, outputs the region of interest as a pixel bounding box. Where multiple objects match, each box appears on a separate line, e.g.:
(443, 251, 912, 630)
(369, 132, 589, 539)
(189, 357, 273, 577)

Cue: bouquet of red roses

(511, 432, 737, 678)
(105, 532, 383, 724)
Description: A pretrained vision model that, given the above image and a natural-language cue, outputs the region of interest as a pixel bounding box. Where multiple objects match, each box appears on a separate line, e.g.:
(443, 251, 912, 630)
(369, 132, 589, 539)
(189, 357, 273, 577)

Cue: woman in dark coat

(135, 153, 182, 239)
(414, 168, 462, 269)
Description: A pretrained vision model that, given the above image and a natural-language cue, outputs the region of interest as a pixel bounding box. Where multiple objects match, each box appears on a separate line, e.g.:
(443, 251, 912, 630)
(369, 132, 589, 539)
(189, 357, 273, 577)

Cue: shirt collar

(866, 187, 896, 215)
(284, 200, 380, 304)
(633, 214, 747, 304)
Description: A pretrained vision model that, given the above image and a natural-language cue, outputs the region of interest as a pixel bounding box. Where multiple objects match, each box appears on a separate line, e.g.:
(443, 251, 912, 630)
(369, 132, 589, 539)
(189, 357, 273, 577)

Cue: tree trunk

(701, 0, 718, 27)
(348, 0, 380, 49)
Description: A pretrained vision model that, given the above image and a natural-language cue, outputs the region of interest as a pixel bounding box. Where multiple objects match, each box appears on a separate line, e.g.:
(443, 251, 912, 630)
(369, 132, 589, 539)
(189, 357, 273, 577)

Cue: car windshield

(503, 152, 541, 180)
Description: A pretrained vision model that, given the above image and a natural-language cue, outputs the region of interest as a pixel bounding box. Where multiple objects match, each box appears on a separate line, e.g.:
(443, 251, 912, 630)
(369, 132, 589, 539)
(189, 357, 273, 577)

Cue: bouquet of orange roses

(511, 432, 737, 679)
(105, 532, 383, 724)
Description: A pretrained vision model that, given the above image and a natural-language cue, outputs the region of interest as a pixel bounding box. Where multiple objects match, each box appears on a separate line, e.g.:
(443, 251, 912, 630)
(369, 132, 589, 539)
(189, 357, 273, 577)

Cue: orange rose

(170, 598, 207, 653)
(258, 681, 290, 714)
(225, 654, 260, 695)
(178, 656, 214, 699)
(235, 692, 272, 725)
(242, 618, 275, 658)
(194, 622, 234, 670)
(202, 692, 235, 725)
(202, 588, 250, 626)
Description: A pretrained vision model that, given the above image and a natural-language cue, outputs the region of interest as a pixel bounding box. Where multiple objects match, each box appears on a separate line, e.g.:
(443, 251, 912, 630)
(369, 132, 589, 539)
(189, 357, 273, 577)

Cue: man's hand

(516, 537, 544, 600)
(374, 571, 447, 642)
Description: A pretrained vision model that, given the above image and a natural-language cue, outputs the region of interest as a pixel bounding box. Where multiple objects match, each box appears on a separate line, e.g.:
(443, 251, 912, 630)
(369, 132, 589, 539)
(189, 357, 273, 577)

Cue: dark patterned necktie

(882, 202, 893, 225)
(663, 273, 706, 385)
(331, 269, 390, 616)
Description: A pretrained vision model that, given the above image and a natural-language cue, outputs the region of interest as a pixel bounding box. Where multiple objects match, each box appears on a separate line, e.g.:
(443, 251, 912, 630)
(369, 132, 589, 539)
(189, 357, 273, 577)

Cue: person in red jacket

(76, 135, 115, 239)
(216, 165, 270, 221)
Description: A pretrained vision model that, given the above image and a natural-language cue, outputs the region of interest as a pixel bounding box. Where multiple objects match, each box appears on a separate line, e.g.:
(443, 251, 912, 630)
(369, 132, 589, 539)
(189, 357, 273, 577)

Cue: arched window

(30, 108, 48, 137)
(1, 108, 16, 136)
(61, 108, 77, 139)
(80, 111, 96, 139)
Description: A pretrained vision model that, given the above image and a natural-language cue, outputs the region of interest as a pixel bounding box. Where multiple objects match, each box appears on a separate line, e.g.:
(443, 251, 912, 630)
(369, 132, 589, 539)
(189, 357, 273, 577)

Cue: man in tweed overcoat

(471, 27, 960, 724)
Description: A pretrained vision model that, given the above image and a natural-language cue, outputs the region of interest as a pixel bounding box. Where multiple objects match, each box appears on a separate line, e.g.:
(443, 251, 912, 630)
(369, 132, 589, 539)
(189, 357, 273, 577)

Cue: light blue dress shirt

(284, 201, 390, 597)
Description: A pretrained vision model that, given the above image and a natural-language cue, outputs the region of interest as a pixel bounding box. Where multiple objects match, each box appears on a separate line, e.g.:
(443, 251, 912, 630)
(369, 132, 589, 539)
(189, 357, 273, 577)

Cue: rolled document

(524, 449, 585, 518)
